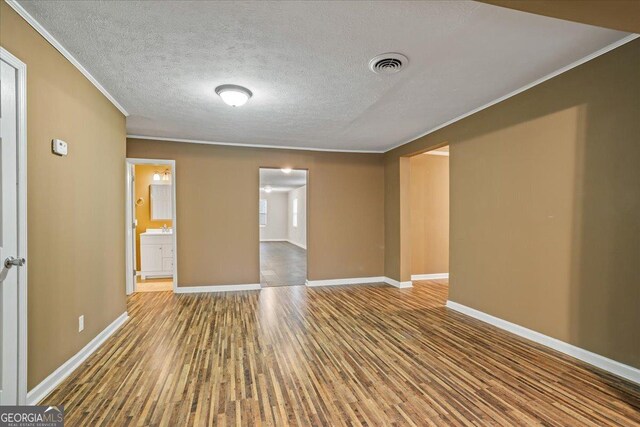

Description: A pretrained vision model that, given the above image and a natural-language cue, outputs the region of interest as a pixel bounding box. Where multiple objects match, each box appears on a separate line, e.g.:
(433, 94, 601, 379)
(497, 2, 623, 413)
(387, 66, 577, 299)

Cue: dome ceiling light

(215, 84, 253, 107)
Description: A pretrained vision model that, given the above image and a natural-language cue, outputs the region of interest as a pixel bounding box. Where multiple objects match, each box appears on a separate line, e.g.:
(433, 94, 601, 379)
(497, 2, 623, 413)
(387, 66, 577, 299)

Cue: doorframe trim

(1, 47, 28, 405)
(258, 167, 309, 287)
(125, 158, 178, 294)
(124, 162, 135, 295)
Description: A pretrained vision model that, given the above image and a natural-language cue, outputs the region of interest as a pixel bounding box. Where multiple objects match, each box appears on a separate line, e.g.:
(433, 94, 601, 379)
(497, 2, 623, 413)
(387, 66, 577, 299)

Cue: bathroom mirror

(150, 184, 172, 220)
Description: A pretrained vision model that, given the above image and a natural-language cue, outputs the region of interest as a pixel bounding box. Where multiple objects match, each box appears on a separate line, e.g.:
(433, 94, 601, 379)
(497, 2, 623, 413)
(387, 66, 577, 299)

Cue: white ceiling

(260, 169, 307, 192)
(16, 1, 629, 152)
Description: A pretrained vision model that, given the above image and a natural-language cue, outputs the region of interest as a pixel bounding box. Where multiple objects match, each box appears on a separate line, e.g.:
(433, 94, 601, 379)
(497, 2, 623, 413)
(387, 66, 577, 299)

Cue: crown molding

(384, 33, 640, 153)
(8, 0, 635, 153)
(4, 0, 129, 116)
(130, 33, 639, 155)
(126, 135, 385, 154)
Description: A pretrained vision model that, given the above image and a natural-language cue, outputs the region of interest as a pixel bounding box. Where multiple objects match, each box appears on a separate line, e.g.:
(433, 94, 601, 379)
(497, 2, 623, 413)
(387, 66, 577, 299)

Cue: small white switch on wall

(52, 139, 68, 156)
(78, 315, 84, 332)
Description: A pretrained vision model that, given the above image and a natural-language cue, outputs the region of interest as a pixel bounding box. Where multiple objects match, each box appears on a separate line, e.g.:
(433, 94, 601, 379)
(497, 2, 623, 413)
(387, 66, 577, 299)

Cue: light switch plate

(52, 139, 68, 156)
(78, 315, 84, 332)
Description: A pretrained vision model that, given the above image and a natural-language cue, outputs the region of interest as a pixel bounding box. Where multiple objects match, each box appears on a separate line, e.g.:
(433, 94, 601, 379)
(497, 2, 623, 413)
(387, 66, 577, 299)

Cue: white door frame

(258, 167, 309, 286)
(0, 47, 28, 405)
(125, 158, 178, 293)
(124, 162, 136, 295)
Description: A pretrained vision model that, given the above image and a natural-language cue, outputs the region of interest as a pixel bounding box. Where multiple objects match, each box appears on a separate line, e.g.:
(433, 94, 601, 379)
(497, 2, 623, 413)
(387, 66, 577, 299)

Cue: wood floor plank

(42, 281, 640, 426)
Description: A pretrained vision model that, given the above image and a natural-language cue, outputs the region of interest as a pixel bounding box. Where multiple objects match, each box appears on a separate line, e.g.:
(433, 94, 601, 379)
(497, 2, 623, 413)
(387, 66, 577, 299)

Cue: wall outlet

(52, 139, 68, 156)
(78, 315, 84, 332)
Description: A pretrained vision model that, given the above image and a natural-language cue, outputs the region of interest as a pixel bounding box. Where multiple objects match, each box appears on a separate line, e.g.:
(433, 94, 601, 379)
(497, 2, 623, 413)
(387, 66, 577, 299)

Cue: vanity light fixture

(152, 171, 161, 181)
(215, 84, 252, 107)
(281, 168, 292, 174)
(161, 169, 171, 181)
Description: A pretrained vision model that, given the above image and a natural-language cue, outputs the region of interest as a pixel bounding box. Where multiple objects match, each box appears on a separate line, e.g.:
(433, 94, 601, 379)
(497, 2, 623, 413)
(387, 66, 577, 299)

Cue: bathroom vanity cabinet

(140, 231, 174, 279)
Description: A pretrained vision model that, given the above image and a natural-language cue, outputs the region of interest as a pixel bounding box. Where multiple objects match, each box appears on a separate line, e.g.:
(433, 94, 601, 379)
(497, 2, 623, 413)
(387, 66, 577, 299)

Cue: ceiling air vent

(369, 53, 408, 74)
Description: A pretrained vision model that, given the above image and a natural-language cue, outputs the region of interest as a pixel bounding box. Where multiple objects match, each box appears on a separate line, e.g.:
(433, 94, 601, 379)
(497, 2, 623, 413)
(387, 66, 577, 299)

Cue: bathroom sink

(143, 228, 173, 235)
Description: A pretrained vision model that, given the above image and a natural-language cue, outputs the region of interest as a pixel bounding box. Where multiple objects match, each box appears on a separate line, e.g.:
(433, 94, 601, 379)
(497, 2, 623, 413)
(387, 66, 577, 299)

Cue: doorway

(125, 159, 177, 294)
(0, 48, 28, 405)
(409, 145, 449, 284)
(259, 168, 307, 287)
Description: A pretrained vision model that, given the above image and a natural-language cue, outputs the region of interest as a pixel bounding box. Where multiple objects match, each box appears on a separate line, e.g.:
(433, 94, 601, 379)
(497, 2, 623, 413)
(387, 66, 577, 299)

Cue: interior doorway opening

(408, 145, 449, 284)
(259, 168, 308, 287)
(125, 159, 177, 294)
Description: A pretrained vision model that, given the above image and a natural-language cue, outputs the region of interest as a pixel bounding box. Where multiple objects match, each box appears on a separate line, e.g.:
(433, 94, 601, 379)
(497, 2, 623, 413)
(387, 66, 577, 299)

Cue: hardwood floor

(260, 241, 307, 287)
(43, 281, 640, 426)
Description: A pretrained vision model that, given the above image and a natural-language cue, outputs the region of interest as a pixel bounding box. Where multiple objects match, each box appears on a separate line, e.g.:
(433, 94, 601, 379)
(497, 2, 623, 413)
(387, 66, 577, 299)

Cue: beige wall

(134, 164, 173, 270)
(384, 156, 412, 283)
(259, 191, 288, 241)
(410, 154, 449, 275)
(1, 2, 127, 388)
(127, 139, 385, 286)
(384, 39, 640, 368)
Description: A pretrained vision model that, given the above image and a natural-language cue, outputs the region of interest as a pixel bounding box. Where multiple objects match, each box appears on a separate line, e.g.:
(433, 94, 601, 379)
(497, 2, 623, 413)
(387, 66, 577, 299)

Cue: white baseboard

(286, 240, 307, 250)
(446, 301, 640, 385)
(384, 277, 413, 288)
(305, 276, 386, 287)
(27, 312, 129, 405)
(305, 276, 413, 288)
(174, 283, 262, 293)
(411, 273, 449, 281)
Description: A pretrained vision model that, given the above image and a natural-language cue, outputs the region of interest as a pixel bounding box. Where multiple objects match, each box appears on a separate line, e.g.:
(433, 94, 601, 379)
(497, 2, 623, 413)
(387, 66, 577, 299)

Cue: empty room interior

(259, 168, 308, 287)
(0, 0, 638, 425)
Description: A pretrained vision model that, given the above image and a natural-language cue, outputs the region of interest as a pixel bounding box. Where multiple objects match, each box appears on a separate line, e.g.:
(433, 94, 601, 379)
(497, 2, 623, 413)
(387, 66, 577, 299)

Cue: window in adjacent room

(292, 198, 298, 228)
(259, 199, 267, 226)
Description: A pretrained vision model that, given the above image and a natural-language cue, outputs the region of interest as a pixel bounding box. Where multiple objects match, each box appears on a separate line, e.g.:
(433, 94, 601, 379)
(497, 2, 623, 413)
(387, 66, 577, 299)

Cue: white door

(0, 57, 23, 405)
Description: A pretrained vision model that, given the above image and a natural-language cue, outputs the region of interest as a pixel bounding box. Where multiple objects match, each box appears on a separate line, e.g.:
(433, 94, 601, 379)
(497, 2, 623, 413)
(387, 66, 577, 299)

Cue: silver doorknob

(4, 257, 26, 268)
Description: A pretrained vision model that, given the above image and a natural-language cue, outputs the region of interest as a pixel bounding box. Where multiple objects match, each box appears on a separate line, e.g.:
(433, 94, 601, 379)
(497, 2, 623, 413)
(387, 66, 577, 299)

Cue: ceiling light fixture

(281, 168, 292, 174)
(215, 84, 252, 107)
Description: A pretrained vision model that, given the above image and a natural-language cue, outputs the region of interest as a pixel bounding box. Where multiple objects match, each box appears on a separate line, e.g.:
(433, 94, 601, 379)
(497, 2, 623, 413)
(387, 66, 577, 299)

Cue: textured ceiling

(17, 1, 629, 152)
(260, 169, 307, 191)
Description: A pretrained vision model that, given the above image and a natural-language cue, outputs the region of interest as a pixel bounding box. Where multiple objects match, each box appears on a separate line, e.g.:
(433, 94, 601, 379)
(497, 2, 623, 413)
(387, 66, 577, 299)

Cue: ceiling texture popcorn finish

(15, 0, 630, 152)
